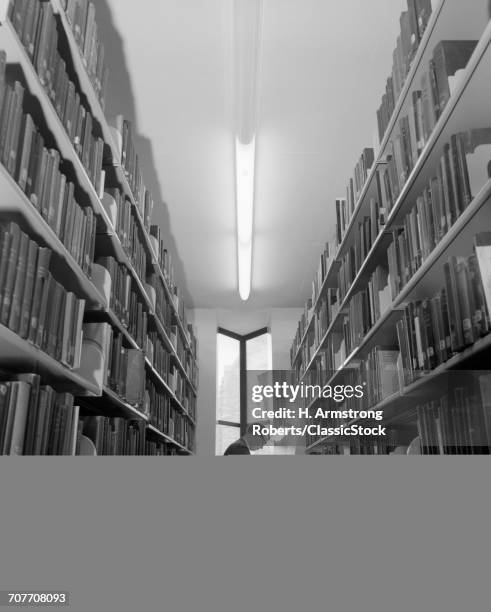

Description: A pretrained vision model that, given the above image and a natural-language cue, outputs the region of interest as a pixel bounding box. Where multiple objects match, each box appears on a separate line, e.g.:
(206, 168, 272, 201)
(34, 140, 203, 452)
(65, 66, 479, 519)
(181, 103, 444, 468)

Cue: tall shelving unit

(290, 0, 491, 455)
(0, 0, 198, 455)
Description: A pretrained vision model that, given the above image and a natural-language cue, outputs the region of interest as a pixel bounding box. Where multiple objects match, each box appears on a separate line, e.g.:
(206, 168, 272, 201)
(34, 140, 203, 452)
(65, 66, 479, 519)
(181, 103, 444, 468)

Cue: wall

(188, 308, 302, 456)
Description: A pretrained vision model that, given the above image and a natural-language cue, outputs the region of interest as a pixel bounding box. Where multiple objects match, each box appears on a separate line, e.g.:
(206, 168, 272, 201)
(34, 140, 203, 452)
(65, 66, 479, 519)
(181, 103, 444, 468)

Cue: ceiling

(102, 0, 407, 309)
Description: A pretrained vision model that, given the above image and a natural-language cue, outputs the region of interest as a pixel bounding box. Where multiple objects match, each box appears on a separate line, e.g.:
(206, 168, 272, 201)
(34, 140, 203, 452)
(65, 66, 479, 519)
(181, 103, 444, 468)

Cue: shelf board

(0, 323, 99, 395)
(101, 386, 149, 421)
(146, 424, 193, 454)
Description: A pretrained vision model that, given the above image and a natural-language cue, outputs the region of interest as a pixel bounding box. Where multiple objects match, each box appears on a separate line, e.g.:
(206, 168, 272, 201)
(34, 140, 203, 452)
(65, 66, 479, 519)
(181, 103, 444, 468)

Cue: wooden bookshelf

(0, 0, 198, 455)
(292, 0, 491, 454)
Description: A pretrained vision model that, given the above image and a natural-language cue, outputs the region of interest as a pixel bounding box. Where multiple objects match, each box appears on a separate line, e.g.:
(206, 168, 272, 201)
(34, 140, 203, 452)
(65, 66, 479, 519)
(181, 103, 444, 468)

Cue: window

(215, 327, 271, 455)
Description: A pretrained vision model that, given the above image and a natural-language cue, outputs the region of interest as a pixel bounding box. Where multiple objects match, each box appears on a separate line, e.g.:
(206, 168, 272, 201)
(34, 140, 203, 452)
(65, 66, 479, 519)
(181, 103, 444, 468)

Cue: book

(474, 233, 491, 320)
(431, 41, 478, 119)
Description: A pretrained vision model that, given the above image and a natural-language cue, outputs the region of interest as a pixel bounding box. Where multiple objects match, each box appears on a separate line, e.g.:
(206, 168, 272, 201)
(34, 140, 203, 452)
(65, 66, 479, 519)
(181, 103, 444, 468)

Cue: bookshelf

(291, 0, 491, 455)
(0, 0, 198, 455)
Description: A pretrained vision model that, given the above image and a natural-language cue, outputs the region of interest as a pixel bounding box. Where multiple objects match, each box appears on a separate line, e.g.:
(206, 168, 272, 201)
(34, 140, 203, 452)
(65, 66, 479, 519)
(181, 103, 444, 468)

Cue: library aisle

(0, 0, 490, 456)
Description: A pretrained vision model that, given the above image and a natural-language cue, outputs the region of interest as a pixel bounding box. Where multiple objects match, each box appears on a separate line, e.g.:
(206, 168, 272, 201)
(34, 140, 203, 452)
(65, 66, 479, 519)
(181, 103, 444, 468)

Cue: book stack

(80, 415, 146, 455)
(376, 0, 434, 143)
(0, 373, 79, 455)
(62, 0, 110, 109)
(396, 252, 490, 386)
(0, 222, 85, 367)
(96, 256, 148, 348)
(9, 1, 106, 195)
(416, 374, 491, 455)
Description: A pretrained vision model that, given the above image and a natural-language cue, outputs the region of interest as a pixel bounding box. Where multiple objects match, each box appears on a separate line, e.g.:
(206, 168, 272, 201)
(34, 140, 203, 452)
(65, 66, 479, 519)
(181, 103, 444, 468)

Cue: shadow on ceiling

(95, 0, 193, 307)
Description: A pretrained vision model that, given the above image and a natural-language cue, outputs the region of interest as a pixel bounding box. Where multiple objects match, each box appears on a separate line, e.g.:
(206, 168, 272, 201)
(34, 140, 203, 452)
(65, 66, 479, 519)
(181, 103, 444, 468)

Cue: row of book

(336, 198, 387, 303)
(379, 41, 478, 216)
(145, 440, 181, 456)
(147, 271, 173, 336)
(96, 256, 148, 349)
(0, 373, 79, 455)
(146, 378, 193, 449)
(147, 330, 171, 385)
(343, 264, 391, 356)
(149, 223, 175, 289)
(0, 222, 85, 367)
(171, 324, 198, 388)
(8, 1, 106, 194)
(315, 436, 404, 456)
(416, 374, 491, 454)
(387, 128, 491, 299)
(0, 71, 98, 275)
(81, 415, 147, 455)
(290, 243, 335, 365)
(62, 0, 109, 109)
(313, 289, 338, 348)
(335, 148, 375, 248)
(397, 252, 490, 386)
(311, 242, 332, 304)
(346, 148, 375, 226)
(290, 298, 314, 364)
(149, 223, 198, 358)
(376, 0, 433, 143)
(109, 115, 148, 211)
(103, 188, 149, 282)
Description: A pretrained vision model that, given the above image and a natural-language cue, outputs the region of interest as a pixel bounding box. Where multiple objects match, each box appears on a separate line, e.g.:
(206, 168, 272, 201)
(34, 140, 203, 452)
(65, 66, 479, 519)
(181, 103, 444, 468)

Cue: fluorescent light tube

(236, 137, 255, 301)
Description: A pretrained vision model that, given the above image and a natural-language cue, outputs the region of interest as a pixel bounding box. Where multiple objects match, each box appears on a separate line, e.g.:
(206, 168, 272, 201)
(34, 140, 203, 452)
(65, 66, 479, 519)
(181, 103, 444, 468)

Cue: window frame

(217, 327, 269, 436)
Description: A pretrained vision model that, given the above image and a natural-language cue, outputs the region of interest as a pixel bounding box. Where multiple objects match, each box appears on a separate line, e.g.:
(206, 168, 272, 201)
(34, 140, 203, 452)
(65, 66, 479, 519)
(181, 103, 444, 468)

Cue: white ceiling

(104, 0, 407, 309)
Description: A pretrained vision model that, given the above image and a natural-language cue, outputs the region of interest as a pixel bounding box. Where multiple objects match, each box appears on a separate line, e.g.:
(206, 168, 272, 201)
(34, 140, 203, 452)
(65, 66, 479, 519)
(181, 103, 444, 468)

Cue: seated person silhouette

(223, 422, 270, 455)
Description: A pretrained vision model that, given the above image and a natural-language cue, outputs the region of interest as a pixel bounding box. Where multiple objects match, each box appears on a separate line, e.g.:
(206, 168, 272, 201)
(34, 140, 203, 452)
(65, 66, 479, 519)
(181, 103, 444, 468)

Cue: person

(223, 422, 270, 455)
